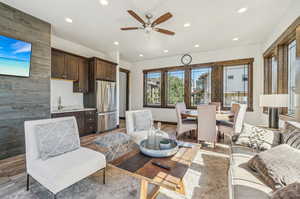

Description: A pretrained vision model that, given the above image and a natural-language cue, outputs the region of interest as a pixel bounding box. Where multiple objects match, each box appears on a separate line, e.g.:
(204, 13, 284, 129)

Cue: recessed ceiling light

(163, 50, 169, 53)
(99, 0, 109, 6)
(194, 44, 200, 48)
(237, 7, 247, 13)
(139, 54, 144, 57)
(184, 23, 191, 27)
(113, 41, 119, 46)
(65, 17, 73, 23)
(232, 37, 239, 41)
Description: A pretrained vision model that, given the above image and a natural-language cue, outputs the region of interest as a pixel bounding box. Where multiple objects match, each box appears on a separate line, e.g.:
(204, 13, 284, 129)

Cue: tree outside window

(167, 70, 185, 106)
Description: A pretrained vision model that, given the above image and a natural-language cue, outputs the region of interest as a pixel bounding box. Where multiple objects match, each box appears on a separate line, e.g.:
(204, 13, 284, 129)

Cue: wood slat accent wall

(0, 3, 51, 159)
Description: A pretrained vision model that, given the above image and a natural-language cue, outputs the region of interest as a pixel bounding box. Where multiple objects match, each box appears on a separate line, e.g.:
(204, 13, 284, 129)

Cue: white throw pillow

(133, 111, 152, 131)
(35, 118, 80, 160)
(235, 123, 280, 150)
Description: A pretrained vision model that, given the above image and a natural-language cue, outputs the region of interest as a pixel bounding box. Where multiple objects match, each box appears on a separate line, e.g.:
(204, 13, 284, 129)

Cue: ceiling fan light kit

(121, 10, 175, 36)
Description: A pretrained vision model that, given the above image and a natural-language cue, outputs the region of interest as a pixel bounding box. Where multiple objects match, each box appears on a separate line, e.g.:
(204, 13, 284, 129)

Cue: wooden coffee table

(109, 145, 199, 199)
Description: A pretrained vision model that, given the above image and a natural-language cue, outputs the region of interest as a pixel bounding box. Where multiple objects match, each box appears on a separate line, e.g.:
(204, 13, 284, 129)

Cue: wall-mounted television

(0, 35, 32, 77)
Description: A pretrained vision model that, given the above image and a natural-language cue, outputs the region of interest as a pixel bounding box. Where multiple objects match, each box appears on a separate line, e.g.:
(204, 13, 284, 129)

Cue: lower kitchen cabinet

(51, 110, 96, 136)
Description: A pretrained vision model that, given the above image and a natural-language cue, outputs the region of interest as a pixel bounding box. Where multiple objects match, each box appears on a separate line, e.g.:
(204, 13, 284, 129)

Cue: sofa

(228, 121, 300, 199)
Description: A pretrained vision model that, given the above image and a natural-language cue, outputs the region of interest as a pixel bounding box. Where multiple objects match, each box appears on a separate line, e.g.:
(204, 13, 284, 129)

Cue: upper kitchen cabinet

(91, 58, 117, 82)
(65, 54, 79, 81)
(74, 58, 89, 93)
(51, 49, 65, 79)
(51, 49, 79, 81)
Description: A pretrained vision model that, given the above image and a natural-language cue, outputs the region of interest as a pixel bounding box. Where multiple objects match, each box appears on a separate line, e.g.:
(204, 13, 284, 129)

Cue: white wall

(50, 80, 83, 111)
(130, 44, 264, 124)
(51, 35, 116, 62)
(119, 71, 127, 117)
(119, 59, 133, 112)
(262, 1, 300, 52)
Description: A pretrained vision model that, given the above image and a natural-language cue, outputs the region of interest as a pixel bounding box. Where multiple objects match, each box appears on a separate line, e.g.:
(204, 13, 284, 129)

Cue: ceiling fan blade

(121, 27, 140, 30)
(127, 10, 146, 26)
(151, 12, 173, 27)
(155, 28, 175, 35)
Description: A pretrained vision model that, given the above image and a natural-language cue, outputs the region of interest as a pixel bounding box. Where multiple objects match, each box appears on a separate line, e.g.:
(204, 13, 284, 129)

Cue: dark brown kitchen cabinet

(51, 110, 96, 136)
(85, 110, 97, 133)
(91, 58, 117, 82)
(65, 54, 79, 81)
(74, 58, 89, 93)
(51, 50, 66, 79)
(51, 49, 79, 81)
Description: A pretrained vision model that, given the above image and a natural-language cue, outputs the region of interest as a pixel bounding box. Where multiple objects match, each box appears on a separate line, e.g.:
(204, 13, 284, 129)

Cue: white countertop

(51, 107, 96, 114)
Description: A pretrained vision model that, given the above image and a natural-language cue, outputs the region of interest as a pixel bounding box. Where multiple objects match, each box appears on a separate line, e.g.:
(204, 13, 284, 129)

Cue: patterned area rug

(1, 145, 229, 199)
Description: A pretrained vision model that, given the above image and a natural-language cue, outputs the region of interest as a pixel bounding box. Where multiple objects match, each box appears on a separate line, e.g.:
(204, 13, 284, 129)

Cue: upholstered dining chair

(175, 102, 197, 138)
(197, 105, 217, 147)
(218, 103, 247, 137)
(229, 103, 240, 122)
(209, 102, 221, 112)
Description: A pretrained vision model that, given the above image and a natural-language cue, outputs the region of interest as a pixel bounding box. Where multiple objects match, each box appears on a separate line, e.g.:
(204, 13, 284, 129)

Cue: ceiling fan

(121, 10, 175, 36)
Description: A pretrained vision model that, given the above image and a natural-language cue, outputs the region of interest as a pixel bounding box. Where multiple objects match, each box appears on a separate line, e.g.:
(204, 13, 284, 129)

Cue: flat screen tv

(0, 35, 32, 77)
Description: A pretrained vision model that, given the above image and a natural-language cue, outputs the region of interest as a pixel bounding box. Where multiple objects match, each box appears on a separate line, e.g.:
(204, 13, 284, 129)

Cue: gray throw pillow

(248, 144, 300, 190)
(133, 111, 152, 131)
(35, 118, 80, 160)
(281, 122, 300, 149)
(271, 182, 300, 199)
(235, 123, 280, 150)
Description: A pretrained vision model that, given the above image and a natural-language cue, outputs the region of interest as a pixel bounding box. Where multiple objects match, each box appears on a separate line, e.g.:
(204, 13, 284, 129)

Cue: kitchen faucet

(58, 96, 64, 110)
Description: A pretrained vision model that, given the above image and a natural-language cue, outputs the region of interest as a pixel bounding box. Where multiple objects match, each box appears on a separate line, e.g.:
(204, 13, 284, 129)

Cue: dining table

(181, 110, 234, 141)
(181, 110, 234, 121)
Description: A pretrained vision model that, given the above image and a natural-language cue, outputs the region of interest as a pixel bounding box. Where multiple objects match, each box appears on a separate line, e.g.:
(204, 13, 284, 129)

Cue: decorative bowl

(139, 138, 178, 158)
(159, 139, 172, 150)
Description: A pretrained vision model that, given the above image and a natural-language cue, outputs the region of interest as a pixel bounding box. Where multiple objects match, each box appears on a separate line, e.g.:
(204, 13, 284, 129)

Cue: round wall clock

(181, 54, 192, 65)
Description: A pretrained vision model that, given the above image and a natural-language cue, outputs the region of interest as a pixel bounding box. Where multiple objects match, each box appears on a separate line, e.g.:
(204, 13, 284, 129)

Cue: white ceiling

(1, 0, 293, 62)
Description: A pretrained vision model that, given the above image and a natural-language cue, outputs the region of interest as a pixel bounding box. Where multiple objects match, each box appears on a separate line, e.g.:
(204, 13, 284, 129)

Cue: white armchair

(126, 110, 168, 144)
(24, 117, 106, 198)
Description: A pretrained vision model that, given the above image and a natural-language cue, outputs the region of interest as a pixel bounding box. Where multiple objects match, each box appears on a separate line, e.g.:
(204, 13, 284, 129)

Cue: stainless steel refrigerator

(96, 80, 117, 132)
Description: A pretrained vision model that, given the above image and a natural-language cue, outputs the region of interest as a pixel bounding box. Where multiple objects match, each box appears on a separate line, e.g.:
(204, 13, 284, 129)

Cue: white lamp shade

(260, 94, 289, 108)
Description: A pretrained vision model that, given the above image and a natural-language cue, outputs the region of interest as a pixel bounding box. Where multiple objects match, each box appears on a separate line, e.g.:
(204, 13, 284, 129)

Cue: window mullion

(184, 68, 191, 108)
(161, 70, 167, 108)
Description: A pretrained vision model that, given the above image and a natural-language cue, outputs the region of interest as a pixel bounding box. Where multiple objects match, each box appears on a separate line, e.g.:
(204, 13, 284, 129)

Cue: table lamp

(260, 94, 289, 129)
